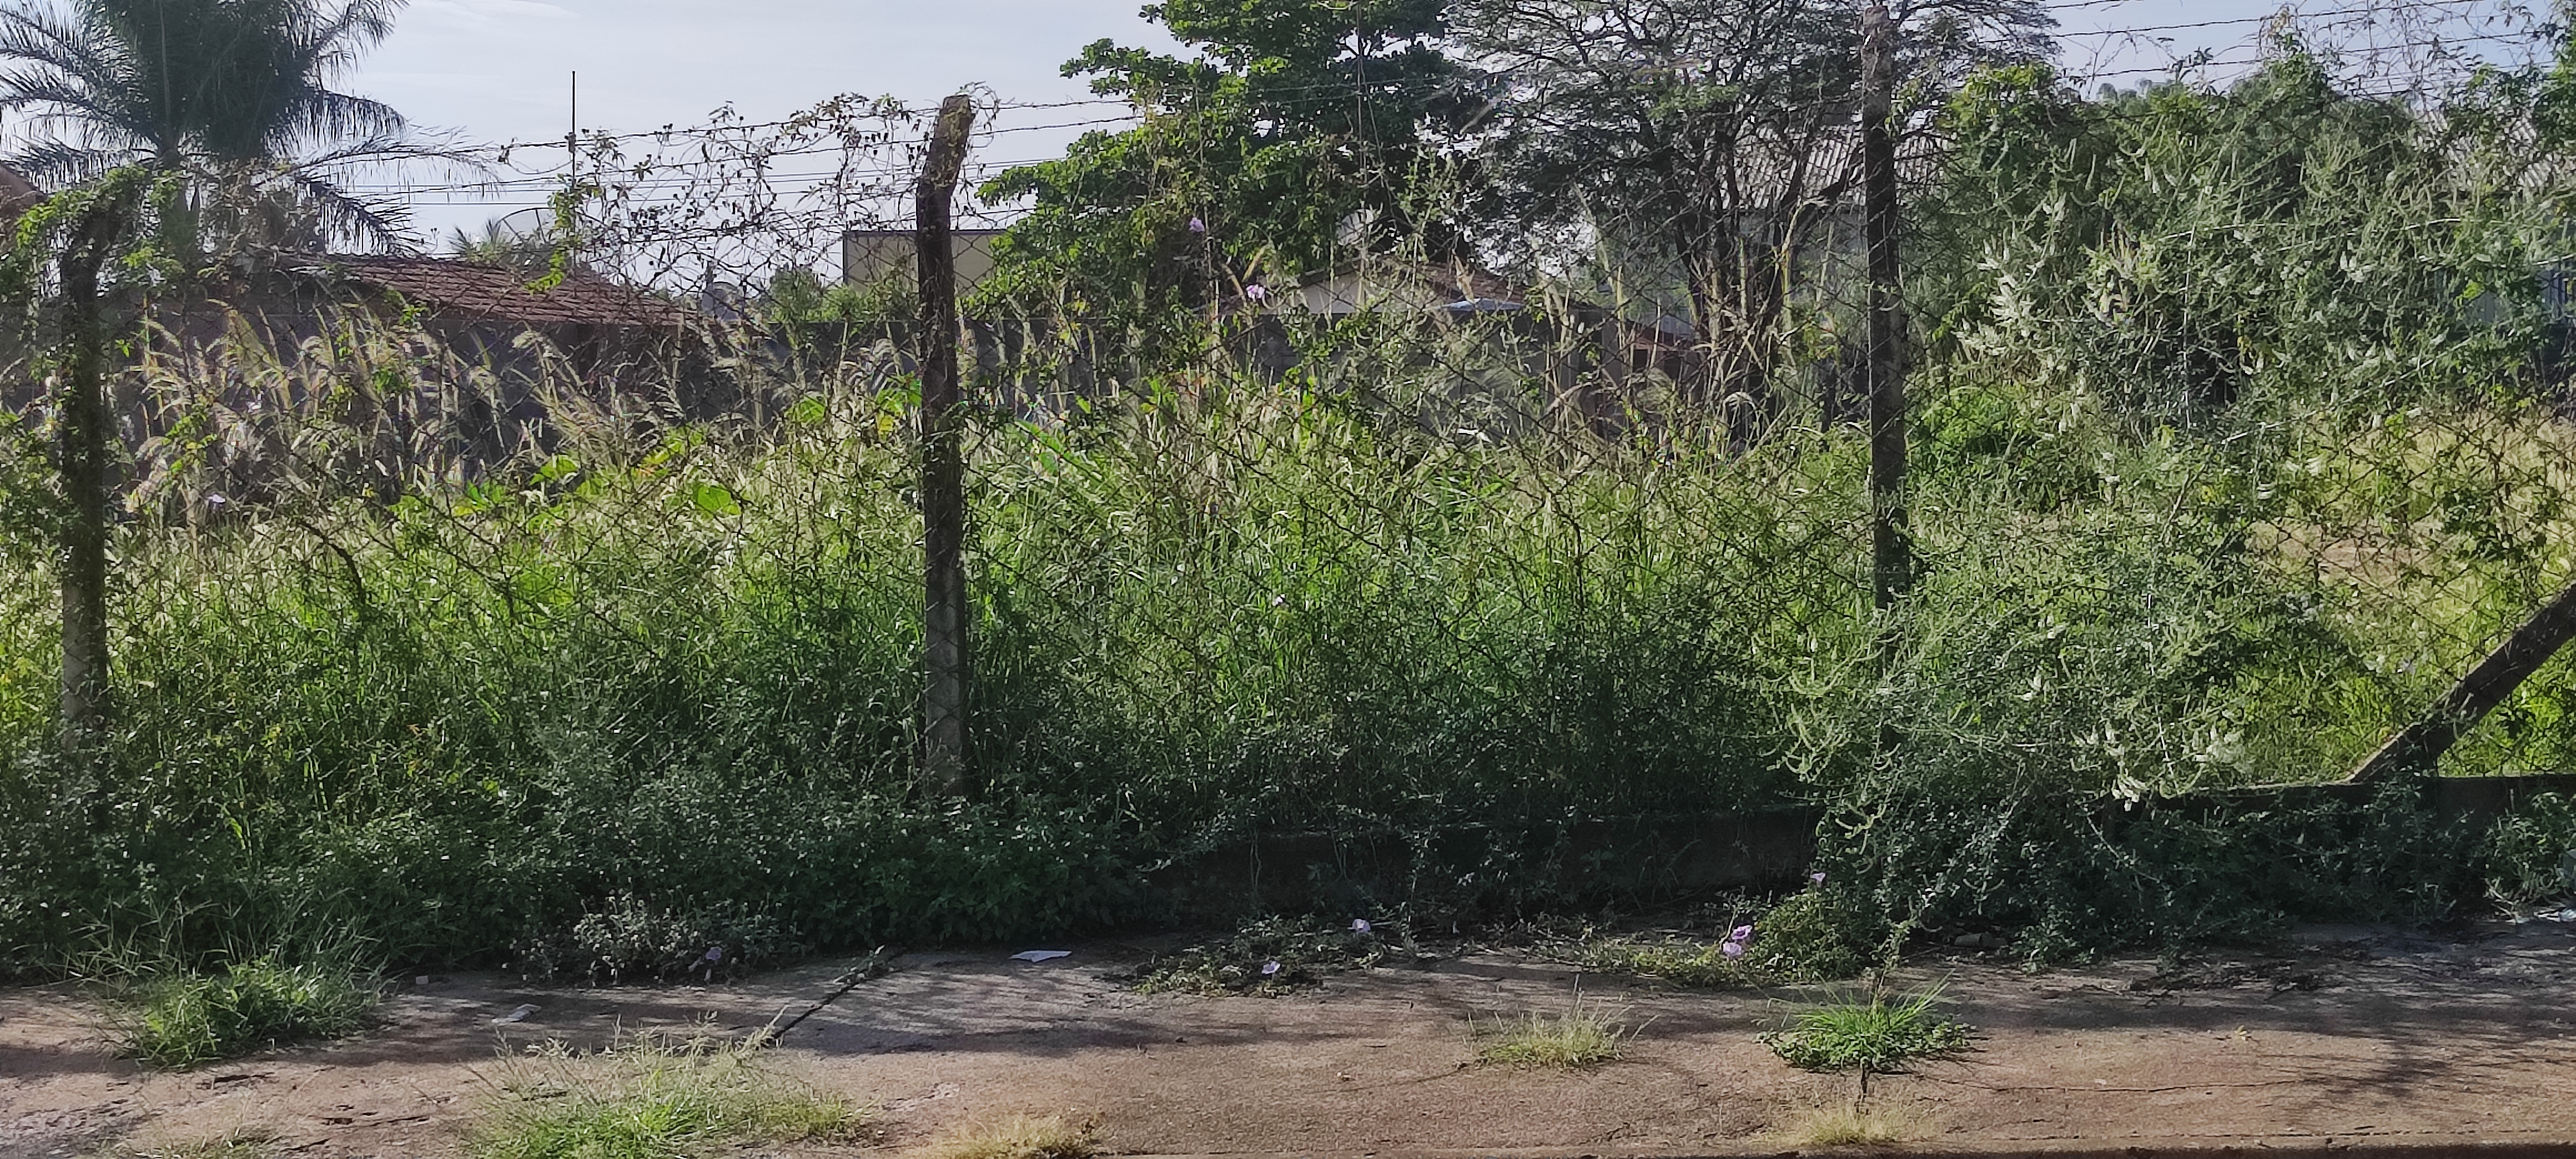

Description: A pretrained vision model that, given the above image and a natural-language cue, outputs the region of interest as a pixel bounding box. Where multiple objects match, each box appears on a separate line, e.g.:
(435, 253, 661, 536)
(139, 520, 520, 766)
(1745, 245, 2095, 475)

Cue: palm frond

(283, 168, 414, 254)
(268, 86, 406, 157)
(300, 0, 404, 80)
(4, 136, 134, 187)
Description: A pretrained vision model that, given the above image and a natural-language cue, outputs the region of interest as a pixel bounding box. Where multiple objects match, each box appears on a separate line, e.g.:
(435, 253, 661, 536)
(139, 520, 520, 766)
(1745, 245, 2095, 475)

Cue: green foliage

(510, 894, 799, 985)
(469, 1031, 866, 1159)
(0, 355, 1830, 971)
(114, 958, 374, 1067)
(10, 28, 2576, 979)
(1919, 56, 2548, 422)
(976, 0, 1468, 342)
(762, 266, 913, 325)
(1763, 988, 1974, 1072)
(2486, 792, 2576, 904)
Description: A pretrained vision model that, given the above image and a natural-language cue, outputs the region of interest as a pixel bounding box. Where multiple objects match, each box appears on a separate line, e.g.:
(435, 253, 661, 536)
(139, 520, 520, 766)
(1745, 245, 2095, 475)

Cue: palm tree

(0, 0, 430, 764)
(0, 0, 425, 250)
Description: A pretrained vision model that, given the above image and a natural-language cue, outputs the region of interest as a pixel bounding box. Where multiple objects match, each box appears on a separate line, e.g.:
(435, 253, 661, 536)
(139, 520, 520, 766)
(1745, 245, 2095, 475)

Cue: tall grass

(7, 58, 2576, 969)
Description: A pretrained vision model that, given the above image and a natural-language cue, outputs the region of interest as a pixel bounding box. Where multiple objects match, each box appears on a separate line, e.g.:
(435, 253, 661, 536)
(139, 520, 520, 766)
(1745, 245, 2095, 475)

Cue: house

(122, 251, 715, 500)
(841, 228, 1005, 298)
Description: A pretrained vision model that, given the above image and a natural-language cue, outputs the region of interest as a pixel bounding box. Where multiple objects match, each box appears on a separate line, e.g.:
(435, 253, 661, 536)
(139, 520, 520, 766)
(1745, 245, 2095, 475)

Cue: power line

(2054, 0, 2518, 40)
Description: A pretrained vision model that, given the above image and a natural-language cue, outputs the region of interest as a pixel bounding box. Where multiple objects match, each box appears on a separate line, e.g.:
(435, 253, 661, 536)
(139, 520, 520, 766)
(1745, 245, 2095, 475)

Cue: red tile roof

(291, 254, 692, 328)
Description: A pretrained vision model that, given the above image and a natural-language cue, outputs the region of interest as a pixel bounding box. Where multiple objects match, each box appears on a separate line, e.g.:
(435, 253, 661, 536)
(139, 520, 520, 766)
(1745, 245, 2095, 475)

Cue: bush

(117, 958, 374, 1067)
(510, 894, 798, 985)
(1763, 988, 1974, 1072)
(2485, 792, 2576, 904)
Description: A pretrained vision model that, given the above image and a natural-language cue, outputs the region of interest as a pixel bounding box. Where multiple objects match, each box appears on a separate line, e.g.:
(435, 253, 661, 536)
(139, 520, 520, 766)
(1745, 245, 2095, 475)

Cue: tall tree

(977, 0, 1476, 354)
(0, 0, 423, 249)
(1452, 0, 2048, 402)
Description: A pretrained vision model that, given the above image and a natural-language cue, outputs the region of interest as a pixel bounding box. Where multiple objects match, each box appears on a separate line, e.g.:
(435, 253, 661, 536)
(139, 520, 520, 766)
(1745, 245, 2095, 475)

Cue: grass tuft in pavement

(1764, 986, 1973, 1072)
(115, 959, 374, 1068)
(467, 1028, 865, 1159)
(915, 1113, 1101, 1159)
(1474, 999, 1627, 1069)
(1772, 1099, 1926, 1146)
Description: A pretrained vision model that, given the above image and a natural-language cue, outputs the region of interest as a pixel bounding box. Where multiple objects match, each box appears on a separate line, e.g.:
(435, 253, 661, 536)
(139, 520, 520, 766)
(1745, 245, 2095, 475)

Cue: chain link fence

(5, 5, 2576, 966)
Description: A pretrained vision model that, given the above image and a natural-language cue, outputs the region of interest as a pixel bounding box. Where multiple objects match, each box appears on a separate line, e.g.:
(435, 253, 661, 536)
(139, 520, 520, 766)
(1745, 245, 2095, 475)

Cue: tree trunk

(915, 93, 978, 797)
(1860, 3, 1913, 618)
(54, 195, 128, 763)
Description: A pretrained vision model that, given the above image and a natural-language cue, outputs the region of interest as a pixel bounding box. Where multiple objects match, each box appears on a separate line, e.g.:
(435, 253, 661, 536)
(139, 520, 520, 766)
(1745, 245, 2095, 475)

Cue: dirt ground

(6, 917, 2576, 1158)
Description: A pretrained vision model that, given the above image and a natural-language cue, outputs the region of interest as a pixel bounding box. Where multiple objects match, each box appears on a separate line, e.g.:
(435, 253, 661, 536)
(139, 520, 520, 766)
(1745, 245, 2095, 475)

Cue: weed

(1124, 916, 1398, 995)
(113, 959, 374, 1067)
(468, 1028, 865, 1159)
(915, 1114, 1101, 1159)
(1770, 1101, 1925, 1147)
(1763, 987, 1973, 1072)
(1473, 999, 1627, 1069)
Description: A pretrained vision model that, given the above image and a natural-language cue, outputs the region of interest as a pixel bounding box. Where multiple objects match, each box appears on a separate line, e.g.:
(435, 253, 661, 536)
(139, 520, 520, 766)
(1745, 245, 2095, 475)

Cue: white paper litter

(1009, 950, 1072, 963)
(494, 1004, 540, 1024)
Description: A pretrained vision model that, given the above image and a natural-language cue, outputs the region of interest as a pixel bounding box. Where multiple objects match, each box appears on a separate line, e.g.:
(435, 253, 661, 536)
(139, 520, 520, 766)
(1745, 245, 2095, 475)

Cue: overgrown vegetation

(467, 1030, 867, 1159)
(508, 894, 799, 985)
(112, 958, 374, 1067)
(1763, 987, 1975, 1072)
(2486, 792, 2576, 904)
(2, 0, 2574, 979)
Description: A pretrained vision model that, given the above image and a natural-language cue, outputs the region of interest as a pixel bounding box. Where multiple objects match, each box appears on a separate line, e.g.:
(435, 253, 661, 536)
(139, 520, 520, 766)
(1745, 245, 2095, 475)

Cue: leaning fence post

(916, 93, 977, 795)
(1861, 4, 1914, 626)
(2347, 574, 2576, 785)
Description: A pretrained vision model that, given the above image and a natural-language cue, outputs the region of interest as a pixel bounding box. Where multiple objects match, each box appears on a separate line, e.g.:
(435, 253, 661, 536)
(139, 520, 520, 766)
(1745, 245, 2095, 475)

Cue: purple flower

(1261, 959, 1281, 976)
(1188, 216, 1207, 233)
(1350, 918, 1371, 934)
(1245, 283, 1269, 303)
(1729, 925, 1754, 944)
(1718, 940, 1746, 960)
(1810, 871, 1827, 885)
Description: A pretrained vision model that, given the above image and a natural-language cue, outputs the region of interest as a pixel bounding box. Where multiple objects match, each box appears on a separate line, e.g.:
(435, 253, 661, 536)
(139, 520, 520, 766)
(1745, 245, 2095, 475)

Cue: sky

(360, 0, 1181, 243)
(344, 0, 2544, 250)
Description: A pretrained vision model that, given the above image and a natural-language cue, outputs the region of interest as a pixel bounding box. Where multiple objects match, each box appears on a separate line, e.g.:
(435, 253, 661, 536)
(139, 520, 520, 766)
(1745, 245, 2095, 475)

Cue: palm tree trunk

(54, 196, 127, 762)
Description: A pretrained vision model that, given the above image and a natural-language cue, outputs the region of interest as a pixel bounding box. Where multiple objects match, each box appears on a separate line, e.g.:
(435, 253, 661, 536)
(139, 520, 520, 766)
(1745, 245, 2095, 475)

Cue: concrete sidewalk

(3, 919, 2573, 1157)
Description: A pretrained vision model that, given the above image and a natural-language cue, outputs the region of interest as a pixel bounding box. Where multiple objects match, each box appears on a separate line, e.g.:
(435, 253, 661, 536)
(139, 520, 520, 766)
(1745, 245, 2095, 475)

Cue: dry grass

(105, 1131, 281, 1159)
(914, 1113, 1101, 1159)
(1770, 1100, 1928, 1147)
(1473, 999, 1628, 1069)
